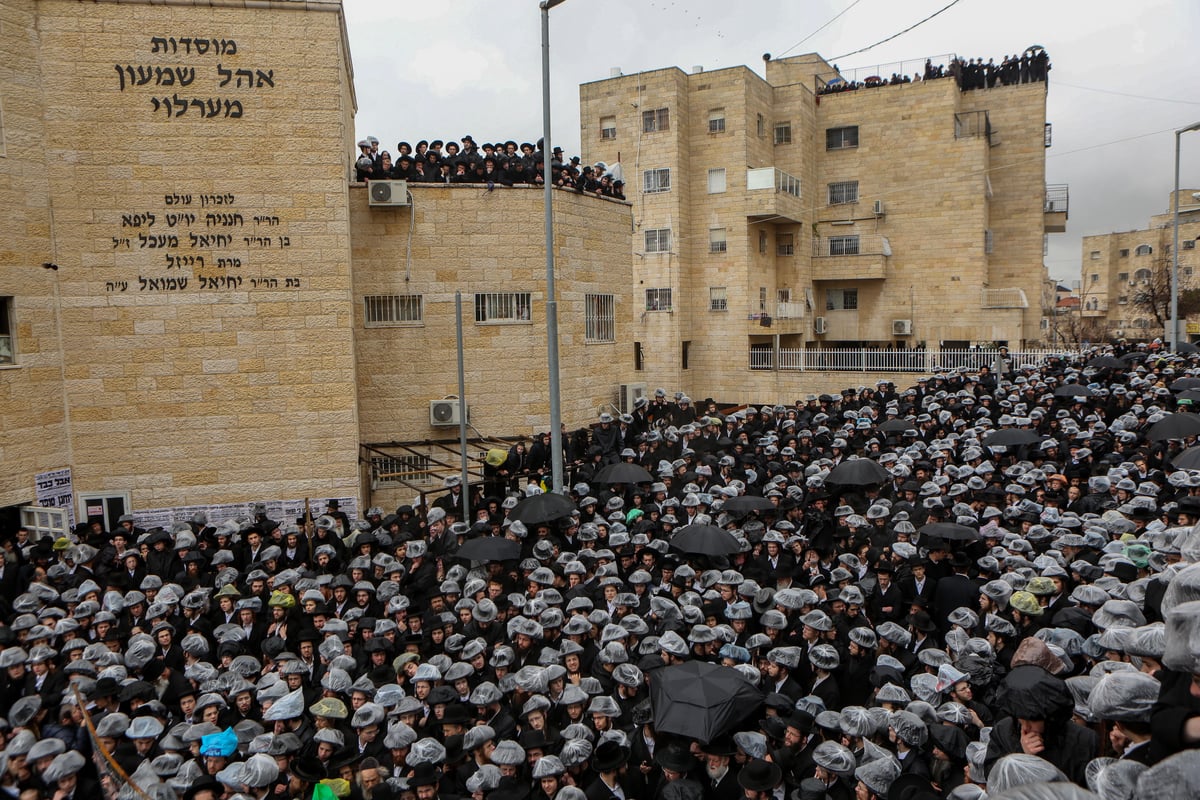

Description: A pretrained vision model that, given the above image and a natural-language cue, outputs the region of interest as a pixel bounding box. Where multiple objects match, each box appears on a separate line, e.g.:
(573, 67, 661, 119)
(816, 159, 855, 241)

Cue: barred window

(372, 454, 433, 486)
(642, 107, 670, 132)
(645, 228, 671, 253)
(645, 288, 672, 312)
(600, 115, 616, 140)
(474, 292, 531, 323)
(585, 294, 616, 343)
(826, 125, 859, 150)
(828, 181, 859, 205)
(774, 122, 792, 144)
(363, 294, 423, 326)
(829, 235, 860, 256)
(643, 168, 671, 194)
(709, 287, 728, 311)
(708, 109, 726, 133)
(777, 233, 795, 256)
(709, 227, 727, 253)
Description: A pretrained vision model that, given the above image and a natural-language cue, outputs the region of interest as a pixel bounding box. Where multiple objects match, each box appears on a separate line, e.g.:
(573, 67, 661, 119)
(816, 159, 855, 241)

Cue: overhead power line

(831, 0, 966, 61)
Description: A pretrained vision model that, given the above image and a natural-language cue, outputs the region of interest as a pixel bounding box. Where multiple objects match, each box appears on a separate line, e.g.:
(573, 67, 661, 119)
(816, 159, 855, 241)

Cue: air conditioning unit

(429, 399, 465, 426)
(618, 382, 649, 413)
(369, 179, 410, 207)
(892, 319, 913, 336)
(813, 316, 828, 335)
(873, 199, 886, 216)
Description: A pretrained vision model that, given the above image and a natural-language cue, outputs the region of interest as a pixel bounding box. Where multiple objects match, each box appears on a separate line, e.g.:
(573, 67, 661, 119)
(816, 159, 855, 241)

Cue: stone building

(0, 0, 631, 530)
(579, 53, 1066, 403)
(1079, 190, 1200, 341)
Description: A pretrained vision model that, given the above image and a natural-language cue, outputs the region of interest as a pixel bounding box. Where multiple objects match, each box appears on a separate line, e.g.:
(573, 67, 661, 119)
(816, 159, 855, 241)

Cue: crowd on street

(5, 342, 1200, 800)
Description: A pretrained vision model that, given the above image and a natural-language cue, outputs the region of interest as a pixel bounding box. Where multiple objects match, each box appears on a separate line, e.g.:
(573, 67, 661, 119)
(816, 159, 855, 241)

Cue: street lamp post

(541, 0, 568, 493)
(1171, 121, 1200, 351)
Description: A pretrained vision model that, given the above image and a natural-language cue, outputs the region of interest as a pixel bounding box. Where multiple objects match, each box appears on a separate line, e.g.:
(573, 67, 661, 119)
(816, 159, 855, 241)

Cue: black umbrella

(1176, 341, 1200, 354)
(507, 492, 576, 524)
(453, 537, 520, 562)
(826, 458, 890, 486)
(1119, 351, 1148, 363)
(877, 418, 914, 433)
(1169, 446, 1200, 470)
(982, 428, 1042, 448)
(1086, 355, 1126, 370)
(919, 522, 980, 542)
(591, 462, 654, 485)
(1052, 384, 1097, 398)
(1178, 389, 1200, 403)
(1170, 377, 1200, 392)
(720, 495, 777, 513)
(1147, 413, 1200, 442)
(649, 661, 764, 744)
(670, 524, 742, 556)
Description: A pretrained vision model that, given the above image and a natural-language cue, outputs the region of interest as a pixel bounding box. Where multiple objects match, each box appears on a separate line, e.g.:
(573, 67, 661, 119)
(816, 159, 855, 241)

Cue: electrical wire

(1053, 80, 1200, 107)
(831, 0, 966, 61)
(776, 0, 867, 60)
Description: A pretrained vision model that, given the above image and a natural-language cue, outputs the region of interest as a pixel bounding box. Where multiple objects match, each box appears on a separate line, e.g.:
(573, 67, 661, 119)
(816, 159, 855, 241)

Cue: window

(645, 288, 672, 312)
(1185, 239, 1197, 250)
(363, 294, 423, 326)
(1135, 244, 1153, 256)
(828, 181, 859, 205)
(585, 293, 616, 343)
(708, 109, 726, 133)
(826, 288, 859, 310)
(474, 292, 531, 323)
(1119, 248, 1130, 258)
(774, 122, 792, 144)
(681, 341, 691, 370)
(759, 287, 767, 312)
(372, 454, 433, 486)
(634, 342, 644, 371)
(777, 288, 791, 303)
(1090, 273, 1100, 284)
(1117, 295, 1129, 305)
(600, 115, 616, 140)
(758, 230, 768, 254)
(757, 114, 765, 137)
(709, 287, 728, 311)
(0, 297, 13, 364)
(1118, 272, 1129, 283)
(1186, 267, 1195, 278)
(984, 229, 994, 255)
(709, 227, 727, 253)
(1134, 268, 1152, 282)
(707, 167, 726, 194)
(777, 233, 795, 256)
(644, 228, 671, 253)
(829, 235, 860, 256)
(642, 107, 669, 132)
(826, 125, 859, 150)
(1090, 250, 1101, 260)
(643, 168, 671, 194)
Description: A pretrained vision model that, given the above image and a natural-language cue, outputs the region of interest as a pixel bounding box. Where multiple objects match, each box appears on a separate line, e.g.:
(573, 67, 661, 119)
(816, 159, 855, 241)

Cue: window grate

(774, 122, 792, 144)
(645, 288, 672, 312)
(364, 294, 423, 326)
(828, 181, 859, 205)
(826, 125, 859, 150)
(642, 107, 670, 132)
(643, 168, 671, 194)
(709, 287, 728, 311)
(585, 294, 616, 343)
(372, 454, 433, 485)
(645, 228, 671, 253)
(474, 292, 532, 324)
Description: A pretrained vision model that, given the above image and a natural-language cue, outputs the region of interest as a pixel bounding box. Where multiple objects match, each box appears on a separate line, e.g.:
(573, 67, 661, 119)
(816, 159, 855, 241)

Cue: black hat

(88, 676, 121, 700)
(738, 759, 783, 792)
(592, 741, 630, 772)
(908, 611, 937, 634)
(701, 735, 737, 757)
(654, 743, 694, 773)
(439, 703, 473, 726)
(290, 757, 327, 784)
(184, 777, 224, 800)
(408, 764, 441, 788)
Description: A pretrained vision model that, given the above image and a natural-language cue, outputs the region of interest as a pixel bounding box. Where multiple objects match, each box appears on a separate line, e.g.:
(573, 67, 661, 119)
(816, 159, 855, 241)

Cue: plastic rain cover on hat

(1086, 758, 1146, 800)
(988, 754, 1069, 795)
(1086, 671, 1159, 723)
(1134, 750, 1200, 800)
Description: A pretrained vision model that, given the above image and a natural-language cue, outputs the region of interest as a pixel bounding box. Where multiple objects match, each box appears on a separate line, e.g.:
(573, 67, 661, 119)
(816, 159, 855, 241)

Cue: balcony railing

(1044, 184, 1069, 215)
(749, 347, 1078, 373)
(955, 110, 992, 143)
(747, 167, 801, 198)
(981, 288, 1029, 309)
(812, 235, 891, 258)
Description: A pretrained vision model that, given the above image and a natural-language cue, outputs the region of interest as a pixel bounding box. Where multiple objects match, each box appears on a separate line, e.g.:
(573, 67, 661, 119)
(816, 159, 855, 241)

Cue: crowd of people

(5, 343, 1200, 800)
(817, 49, 1051, 97)
(353, 137, 625, 200)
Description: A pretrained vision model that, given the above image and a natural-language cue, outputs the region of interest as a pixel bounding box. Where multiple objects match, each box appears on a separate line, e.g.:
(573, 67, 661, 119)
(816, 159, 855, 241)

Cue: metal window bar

(372, 454, 434, 485)
(645, 288, 672, 311)
(748, 347, 1081, 373)
(364, 294, 422, 325)
(643, 168, 671, 193)
(829, 181, 859, 205)
(585, 294, 616, 342)
(475, 292, 531, 323)
(954, 111, 992, 143)
(1044, 184, 1069, 214)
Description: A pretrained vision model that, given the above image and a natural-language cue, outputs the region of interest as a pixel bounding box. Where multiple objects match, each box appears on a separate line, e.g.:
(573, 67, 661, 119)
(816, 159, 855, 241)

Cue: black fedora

(654, 743, 694, 773)
(592, 741, 630, 772)
(738, 759, 782, 793)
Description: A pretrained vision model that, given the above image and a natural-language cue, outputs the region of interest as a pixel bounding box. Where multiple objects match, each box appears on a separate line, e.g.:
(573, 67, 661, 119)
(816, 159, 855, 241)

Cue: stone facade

(1, 0, 363, 517)
(1080, 190, 1200, 340)
(349, 184, 633, 511)
(580, 55, 1061, 405)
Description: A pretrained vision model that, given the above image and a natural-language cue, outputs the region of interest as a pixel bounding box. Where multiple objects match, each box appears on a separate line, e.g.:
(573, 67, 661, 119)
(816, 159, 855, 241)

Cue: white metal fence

(748, 348, 1079, 373)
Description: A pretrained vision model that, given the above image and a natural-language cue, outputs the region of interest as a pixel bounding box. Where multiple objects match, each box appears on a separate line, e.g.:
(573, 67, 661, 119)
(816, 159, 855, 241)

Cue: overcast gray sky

(344, 0, 1200, 285)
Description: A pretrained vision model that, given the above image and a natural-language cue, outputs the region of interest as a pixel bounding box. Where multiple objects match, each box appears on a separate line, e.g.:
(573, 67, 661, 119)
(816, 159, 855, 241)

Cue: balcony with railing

(745, 167, 803, 223)
(749, 346, 1078, 373)
(955, 110, 993, 145)
(980, 288, 1029, 309)
(747, 301, 807, 332)
(1044, 184, 1069, 232)
(811, 234, 891, 280)
(1081, 299, 1109, 318)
